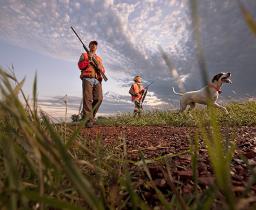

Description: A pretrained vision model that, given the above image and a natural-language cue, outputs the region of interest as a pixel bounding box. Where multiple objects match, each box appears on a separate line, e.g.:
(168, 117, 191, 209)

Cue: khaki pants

(82, 78, 103, 121)
(134, 100, 143, 117)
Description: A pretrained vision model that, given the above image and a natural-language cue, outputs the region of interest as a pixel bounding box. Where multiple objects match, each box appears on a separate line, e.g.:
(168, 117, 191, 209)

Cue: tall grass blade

(238, 1, 256, 36)
(23, 190, 86, 210)
(40, 113, 105, 210)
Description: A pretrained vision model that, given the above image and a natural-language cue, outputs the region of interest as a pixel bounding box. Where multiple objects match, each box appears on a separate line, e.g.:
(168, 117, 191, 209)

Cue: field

(76, 103, 256, 209)
(2, 1, 256, 209)
(79, 124, 256, 209)
(1, 68, 256, 210)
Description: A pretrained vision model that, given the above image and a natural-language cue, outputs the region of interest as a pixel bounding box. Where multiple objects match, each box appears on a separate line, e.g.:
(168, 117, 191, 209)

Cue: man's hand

(139, 89, 145, 94)
(88, 52, 94, 61)
(88, 52, 95, 66)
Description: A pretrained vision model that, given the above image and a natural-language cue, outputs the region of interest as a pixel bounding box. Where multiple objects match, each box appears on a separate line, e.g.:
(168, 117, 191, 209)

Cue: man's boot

(85, 120, 94, 128)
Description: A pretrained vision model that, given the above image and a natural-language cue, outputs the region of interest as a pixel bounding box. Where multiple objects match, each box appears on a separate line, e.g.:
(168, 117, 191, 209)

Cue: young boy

(129, 75, 145, 117)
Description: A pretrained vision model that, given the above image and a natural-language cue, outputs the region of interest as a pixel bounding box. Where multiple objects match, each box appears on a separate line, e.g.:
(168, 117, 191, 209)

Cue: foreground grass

(1, 67, 256, 210)
(96, 101, 256, 127)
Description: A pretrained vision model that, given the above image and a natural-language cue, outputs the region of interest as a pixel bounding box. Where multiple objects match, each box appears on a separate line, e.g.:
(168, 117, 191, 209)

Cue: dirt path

(80, 126, 194, 159)
(80, 125, 256, 158)
(79, 125, 256, 195)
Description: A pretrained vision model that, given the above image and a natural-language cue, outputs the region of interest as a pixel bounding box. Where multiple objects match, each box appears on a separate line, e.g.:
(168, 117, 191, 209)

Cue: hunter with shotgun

(129, 75, 153, 117)
(71, 26, 107, 128)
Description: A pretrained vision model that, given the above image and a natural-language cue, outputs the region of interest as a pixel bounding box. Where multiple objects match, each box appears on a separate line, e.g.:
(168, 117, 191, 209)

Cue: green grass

(96, 101, 256, 127)
(1, 67, 256, 210)
(1, 1, 256, 207)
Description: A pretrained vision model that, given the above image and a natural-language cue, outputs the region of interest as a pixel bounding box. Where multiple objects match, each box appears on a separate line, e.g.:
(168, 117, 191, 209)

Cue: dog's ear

(212, 73, 224, 83)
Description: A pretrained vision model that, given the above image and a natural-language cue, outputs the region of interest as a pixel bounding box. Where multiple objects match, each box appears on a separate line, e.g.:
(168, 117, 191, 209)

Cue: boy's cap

(133, 75, 141, 82)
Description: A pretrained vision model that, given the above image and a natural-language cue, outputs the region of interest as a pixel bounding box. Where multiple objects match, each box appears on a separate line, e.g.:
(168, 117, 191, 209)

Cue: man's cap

(89, 40, 98, 46)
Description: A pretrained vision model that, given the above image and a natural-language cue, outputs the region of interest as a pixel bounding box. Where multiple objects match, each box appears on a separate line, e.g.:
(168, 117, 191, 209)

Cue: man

(78, 40, 106, 128)
(129, 75, 145, 117)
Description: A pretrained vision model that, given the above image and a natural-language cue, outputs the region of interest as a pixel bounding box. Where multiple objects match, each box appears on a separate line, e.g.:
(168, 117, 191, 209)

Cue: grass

(96, 101, 256, 127)
(1, 1, 256, 209)
(1, 67, 256, 210)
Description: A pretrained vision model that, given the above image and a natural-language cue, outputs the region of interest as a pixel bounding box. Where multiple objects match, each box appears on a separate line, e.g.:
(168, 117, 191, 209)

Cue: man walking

(77, 40, 106, 128)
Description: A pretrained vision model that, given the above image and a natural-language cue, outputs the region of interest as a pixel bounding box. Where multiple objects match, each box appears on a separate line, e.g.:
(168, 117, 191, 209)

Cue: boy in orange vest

(129, 75, 145, 117)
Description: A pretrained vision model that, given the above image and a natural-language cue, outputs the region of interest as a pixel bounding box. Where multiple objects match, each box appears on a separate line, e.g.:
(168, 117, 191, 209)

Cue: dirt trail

(80, 126, 194, 159)
(79, 125, 256, 194)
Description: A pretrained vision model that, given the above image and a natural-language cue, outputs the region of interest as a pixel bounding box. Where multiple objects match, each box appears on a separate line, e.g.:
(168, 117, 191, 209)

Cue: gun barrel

(71, 26, 108, 81)
(144, 81, 153, 89)
(71, 26, 89, 53)
(140, 81, 153, 105)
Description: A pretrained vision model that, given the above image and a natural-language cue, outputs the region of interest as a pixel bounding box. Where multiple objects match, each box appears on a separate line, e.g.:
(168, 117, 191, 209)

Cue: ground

(79, 125, 256, 206)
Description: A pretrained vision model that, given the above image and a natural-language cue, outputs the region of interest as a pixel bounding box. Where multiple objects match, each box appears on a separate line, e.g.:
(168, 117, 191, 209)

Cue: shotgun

(71, 26, 108, 81)
(140, 81, 153, 106)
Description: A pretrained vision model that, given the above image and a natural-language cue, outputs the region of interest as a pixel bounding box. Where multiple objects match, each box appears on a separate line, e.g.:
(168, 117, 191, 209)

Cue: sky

(0, 0, 256, 120)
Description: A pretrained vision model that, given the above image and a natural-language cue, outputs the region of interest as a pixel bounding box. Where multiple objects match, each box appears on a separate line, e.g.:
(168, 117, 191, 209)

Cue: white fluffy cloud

(0, 0, 191, 73)
(1, 0, 255, 117)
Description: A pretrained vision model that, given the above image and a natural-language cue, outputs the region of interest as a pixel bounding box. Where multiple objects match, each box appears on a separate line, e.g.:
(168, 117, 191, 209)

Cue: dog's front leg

(213, 102, 229, 114)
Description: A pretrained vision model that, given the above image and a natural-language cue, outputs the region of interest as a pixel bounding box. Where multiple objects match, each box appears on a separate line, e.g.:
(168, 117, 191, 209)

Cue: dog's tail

(172, 87, 184, 96)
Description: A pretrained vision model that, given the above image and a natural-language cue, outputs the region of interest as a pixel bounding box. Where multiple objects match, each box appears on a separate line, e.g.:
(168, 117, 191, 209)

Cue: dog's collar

(208, 83, 222, 94)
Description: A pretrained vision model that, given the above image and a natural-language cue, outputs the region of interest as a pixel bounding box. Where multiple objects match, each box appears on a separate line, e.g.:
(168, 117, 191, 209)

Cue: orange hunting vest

(78, 53, 105, 81)
(131, 83, 144, 101)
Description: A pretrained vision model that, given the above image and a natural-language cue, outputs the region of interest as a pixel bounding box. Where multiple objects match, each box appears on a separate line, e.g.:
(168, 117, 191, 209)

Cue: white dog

(172, 72, 232, 114)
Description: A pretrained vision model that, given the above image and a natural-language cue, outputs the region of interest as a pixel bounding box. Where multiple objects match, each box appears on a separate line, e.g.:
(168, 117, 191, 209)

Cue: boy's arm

(139, 86, 145, 94)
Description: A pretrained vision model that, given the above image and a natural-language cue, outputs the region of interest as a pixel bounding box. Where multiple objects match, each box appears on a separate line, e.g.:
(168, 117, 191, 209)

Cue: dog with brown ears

(172, 72, 232, 114)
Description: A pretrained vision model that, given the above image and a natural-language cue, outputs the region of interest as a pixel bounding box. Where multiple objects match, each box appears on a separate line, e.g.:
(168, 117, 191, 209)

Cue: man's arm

(96, 56, 106, 73)
(90, 55, 108, 81)
(78, 53, 89, 70)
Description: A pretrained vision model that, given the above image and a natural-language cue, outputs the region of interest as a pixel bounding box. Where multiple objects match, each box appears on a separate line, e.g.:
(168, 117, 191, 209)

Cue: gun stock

(71, 26, 108, 81)
(140, 82, 153, 105)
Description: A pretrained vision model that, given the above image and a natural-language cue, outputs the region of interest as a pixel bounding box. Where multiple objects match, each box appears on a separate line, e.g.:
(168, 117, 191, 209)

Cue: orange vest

(131, 83, 144, 101)
(78, 53, 105, 81)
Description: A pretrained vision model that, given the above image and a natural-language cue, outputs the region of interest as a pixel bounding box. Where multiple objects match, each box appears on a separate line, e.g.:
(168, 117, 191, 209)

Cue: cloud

(0, 0, 190, 70)
(1, 0, 256, 116)
(36, 90, 175, 120)
(0, 0, 192, 109)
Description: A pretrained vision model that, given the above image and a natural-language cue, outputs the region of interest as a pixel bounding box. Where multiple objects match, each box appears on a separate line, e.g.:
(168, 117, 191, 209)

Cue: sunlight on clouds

(0, 0, 195, 111)
(60, 0, 70, 5)
(38, 104, 78, 122)
(36, 95, 81, 121)
(0, 0, 255, 114)
(0, 0, 191, 76)
(74, 2, 80, 10)
(144, 91, 169, 106)
(64, 14, 70, 23)
(1, 0, 191, 68)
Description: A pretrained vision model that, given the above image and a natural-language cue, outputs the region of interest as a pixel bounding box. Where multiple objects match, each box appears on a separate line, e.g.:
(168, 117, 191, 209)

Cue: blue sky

(0, 0, 256, 120)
